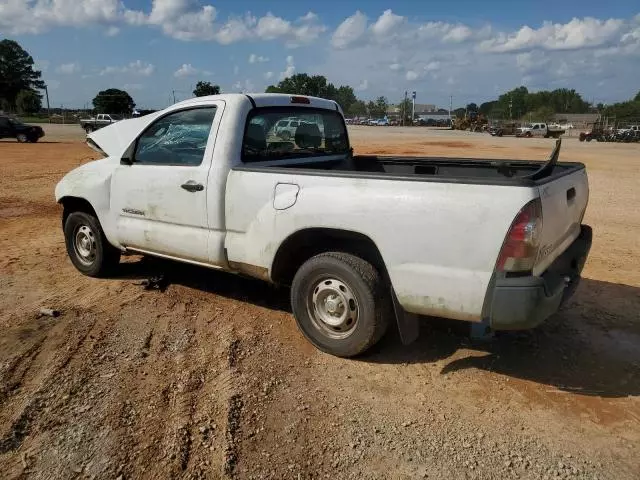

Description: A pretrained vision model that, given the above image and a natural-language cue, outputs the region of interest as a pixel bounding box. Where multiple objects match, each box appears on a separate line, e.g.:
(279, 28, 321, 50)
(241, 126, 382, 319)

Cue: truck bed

(237, 154, 584, 187)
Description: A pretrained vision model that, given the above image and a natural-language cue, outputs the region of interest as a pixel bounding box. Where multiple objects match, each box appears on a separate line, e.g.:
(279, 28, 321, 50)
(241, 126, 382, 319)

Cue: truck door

(110, 103, 224, 264)
(0, 117, 10, 138)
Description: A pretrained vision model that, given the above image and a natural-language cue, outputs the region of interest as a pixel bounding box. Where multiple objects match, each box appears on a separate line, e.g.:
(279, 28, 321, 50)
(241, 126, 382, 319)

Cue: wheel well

(271, 228, 387, 286)
(59, 196, 97, 227)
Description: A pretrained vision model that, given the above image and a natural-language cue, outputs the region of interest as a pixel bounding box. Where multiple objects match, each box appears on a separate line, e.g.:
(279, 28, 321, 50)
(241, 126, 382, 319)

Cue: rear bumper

(489, 224, 592, 330)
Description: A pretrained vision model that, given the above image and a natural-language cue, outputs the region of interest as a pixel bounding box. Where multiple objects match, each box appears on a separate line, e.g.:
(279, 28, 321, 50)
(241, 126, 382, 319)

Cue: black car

(0, 115, 45, 143)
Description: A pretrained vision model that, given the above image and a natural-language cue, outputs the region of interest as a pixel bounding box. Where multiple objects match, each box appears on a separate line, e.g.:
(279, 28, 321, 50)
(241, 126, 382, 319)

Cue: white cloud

(516, 52, 551, 73)
(370, 9, 405, 37)
(34, 59, 50, 73)
(279, 55, 295, 80)
(100, 60, 155, 76)
(233, 65, 240, 75)
(0, 0, 123, 34)
(443, 25, 472, 43)
(478, 17, 625, 52)
(249, 54, 269, 64)
(174, 63, 198, 77)
(406, 70, 418, 81)
(264, 71, 274, 80)
(232, 79, 255, 92)
(47, 79, 61, 90)
(106, 25, 120, 36)
(214, 14, 256, 44)
(331, 11, 368, 48)
(121, 3, 323, 46)
(300, 12, 318, 22)
(356, 79, 369, 91)
(389, 63, 402, 71)
(123, 83, 143, 91)
(56, 62, 81, 74)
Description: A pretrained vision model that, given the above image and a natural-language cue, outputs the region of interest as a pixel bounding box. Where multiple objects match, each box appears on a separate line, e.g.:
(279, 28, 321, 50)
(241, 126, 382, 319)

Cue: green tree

(479, 101, 498, 117)
(334, 85, 357, 114)
(347, 100, 367, 117)
(92, 88, 135, 114)
(397, 98, 413, 123)
(466, 103, 478, 112)
(16, 89, 41, 114)
(265, 73, 358, 112)
(266, 73, 333, 97)
(193, 81, 220, 97)
(634, 91, 640, 102)
(367, 96, 388, 118)
(525, 106, 555, 122)
(0, 39, 45, 110)
(453, 107, 466, 118)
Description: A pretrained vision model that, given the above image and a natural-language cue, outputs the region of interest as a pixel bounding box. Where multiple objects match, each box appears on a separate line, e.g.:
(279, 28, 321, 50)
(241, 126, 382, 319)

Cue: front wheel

(291, 252, 389, 357)
(84, 126, 93, 134)
(280, 130, 291, 140)
(16, 133, 28, 143)
(64, 211, 121, 277)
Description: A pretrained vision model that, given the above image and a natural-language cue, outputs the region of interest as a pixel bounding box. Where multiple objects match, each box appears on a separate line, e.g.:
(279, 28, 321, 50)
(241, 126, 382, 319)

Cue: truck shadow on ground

(366, 278, 640, 399)
(113, 259, 639, 399)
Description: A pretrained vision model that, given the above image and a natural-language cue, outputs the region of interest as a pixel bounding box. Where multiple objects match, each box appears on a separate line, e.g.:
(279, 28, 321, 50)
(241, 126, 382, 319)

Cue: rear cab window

(242, 107, 349, 162)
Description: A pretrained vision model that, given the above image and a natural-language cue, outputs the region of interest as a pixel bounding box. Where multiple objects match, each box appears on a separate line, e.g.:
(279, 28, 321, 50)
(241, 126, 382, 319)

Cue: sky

(1, 0, 639, 110)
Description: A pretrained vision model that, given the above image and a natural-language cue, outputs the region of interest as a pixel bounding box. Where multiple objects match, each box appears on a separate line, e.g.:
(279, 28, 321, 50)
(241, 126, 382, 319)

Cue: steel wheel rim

(307, 276, 359, 339)
(74, 224, 97, 265)
(17, 134, 27, 142)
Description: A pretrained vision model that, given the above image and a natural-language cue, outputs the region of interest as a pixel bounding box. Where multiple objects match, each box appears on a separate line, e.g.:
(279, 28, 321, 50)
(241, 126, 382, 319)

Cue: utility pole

(411, 91, 416, 124)
(403, 90, 408, 126)
(449, 95, 452, 120)
(43, 85, 51, 123)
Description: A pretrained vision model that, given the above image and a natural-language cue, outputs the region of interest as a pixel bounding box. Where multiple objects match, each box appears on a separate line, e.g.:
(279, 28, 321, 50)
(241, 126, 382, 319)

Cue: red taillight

(496, 199, 543, 272)
(290, 96, 310, 104)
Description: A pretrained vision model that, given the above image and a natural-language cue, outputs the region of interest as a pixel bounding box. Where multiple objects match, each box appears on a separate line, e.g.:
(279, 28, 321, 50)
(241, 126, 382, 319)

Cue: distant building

(553, 113, 600, 124)
(387, 103, 439, 118)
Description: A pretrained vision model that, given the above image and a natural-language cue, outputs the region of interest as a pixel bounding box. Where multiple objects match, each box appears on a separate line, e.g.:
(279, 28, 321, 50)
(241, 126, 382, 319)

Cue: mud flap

(391, 289, 419, 345)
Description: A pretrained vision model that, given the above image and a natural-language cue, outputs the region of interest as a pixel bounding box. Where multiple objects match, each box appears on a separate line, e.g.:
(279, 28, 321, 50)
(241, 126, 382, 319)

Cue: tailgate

(534, 167, 588, 275)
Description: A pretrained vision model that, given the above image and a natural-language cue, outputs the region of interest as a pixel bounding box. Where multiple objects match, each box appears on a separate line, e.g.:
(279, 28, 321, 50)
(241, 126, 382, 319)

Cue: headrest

(245, 123, 266, 151)
(295, 122, 322, 149)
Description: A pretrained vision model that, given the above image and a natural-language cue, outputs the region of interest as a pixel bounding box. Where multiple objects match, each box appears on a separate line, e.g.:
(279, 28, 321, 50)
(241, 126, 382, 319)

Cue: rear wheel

(64, 211, 120, 277)
(291, 252, 389, 357)
(280, 130, 291, 140)
(16, 133, 28, 143)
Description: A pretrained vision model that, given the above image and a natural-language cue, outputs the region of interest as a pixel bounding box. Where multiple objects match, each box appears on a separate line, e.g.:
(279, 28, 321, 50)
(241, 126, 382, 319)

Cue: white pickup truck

(55, 93, 592, 357)
(80, 114, 123, 134)
(517, 122, 565, 138)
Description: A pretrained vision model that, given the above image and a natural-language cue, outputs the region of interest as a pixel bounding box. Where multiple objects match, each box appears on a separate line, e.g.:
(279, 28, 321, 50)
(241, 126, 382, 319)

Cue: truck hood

(87, 112, 161, 158)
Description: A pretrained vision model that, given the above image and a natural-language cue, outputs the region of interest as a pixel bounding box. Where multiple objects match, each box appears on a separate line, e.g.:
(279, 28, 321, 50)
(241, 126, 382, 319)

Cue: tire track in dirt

(0, 310, 100, 457)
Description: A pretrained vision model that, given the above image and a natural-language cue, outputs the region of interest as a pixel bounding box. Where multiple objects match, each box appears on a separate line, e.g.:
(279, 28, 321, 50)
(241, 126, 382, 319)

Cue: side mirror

(121, 141, 136, 165)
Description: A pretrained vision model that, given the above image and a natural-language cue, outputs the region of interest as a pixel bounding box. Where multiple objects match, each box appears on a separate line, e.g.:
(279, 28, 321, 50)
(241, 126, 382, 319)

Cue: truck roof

(172, 93, 341, 113)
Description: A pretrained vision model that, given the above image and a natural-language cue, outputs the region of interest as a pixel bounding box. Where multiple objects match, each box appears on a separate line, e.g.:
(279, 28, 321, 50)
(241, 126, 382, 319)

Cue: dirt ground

(0, 125, 639, 480)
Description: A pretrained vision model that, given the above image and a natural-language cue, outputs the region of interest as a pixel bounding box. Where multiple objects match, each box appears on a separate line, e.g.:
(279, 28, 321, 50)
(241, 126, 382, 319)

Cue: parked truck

(80, 114, 123, 134)
(516, 122, 565, 138)
(56, 93, 592, 357)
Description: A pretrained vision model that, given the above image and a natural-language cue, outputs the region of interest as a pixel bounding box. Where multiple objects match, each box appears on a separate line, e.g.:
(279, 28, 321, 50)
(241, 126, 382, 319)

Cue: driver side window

(134, 107, 216, 166)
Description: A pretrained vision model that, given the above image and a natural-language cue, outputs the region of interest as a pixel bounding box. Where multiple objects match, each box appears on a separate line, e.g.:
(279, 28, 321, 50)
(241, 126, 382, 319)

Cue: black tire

(280, 130, 291, 140)
(84, 126, 93, 134)
(290, 252, 389, 357)
(497, 131, 503, 137)
(64, 211, 120, 277)
(16, 133, 28, 143)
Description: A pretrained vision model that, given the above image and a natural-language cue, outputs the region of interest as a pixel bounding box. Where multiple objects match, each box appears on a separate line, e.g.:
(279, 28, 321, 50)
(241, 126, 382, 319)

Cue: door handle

(181, 182, 204, 192)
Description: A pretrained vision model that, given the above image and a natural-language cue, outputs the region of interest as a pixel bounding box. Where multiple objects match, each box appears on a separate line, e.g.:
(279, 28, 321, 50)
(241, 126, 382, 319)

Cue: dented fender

(55, 158, 121, 247)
